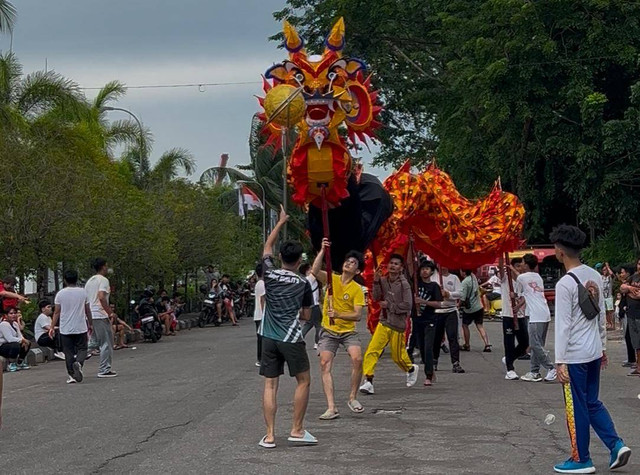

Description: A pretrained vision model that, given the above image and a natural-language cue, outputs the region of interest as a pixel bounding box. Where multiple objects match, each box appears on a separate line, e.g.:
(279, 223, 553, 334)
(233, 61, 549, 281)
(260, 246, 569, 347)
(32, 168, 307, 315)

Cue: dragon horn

(325, 17, 345, 54)
(283, 20, 305, 54)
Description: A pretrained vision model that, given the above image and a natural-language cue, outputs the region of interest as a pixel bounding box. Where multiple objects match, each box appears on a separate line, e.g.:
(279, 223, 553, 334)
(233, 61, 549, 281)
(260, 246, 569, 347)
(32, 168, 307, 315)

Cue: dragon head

(258, 18, 381, 150)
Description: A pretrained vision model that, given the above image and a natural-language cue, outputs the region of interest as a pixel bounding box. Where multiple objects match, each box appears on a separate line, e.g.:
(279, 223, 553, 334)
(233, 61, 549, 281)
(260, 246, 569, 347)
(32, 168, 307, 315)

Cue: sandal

(259, 435, 276, 449)
(461, 344, 470, 352)
(287, 430, 318, 444)
(318, 409, 340, 420)
(483, 345, 492, 353)
(348, 399, 364, 414)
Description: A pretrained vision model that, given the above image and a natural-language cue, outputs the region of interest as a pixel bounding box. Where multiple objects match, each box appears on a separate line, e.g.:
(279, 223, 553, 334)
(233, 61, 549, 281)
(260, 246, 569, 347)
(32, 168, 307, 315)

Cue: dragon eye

(295, 73, 305, 83)
(328, 71, 337, 81)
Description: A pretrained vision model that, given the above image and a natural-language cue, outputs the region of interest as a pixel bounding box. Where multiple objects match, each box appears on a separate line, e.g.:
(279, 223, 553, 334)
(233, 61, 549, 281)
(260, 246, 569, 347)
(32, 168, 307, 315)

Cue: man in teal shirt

(460, 270, 491, 352)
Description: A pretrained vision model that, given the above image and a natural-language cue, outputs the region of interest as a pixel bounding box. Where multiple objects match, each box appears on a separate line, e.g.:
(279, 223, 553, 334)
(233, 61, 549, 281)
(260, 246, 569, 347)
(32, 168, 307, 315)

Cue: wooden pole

(321, 185, 334, 325)
(504, 252, 518, 331)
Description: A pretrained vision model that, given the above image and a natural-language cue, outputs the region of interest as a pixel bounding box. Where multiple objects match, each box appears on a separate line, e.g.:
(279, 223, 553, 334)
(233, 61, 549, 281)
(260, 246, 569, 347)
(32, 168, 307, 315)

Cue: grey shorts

(628, 316, 640, 350)
(317, 329, 361, 355)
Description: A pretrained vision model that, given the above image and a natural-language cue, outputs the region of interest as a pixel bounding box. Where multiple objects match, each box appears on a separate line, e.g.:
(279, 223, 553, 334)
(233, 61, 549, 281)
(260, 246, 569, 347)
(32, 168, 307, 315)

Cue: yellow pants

(362, 323, 413, 377)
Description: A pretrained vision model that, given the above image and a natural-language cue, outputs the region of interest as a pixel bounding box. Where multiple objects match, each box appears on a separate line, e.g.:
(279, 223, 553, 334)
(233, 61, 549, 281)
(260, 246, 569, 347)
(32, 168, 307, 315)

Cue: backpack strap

(566, 272, 581, 286)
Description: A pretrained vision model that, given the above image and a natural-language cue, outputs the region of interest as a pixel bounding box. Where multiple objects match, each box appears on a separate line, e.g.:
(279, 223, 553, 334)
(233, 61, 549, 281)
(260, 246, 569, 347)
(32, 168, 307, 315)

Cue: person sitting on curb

(110, 304, 133, 349)
(34, 299, 66, 360)
(156, 296, 176, 336)
(0, 307, 31, 372)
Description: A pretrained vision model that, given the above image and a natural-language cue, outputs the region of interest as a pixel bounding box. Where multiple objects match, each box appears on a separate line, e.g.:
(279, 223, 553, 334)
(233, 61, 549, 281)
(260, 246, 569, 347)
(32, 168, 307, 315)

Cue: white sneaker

(521, 372, 542, 382)
(545, 368, 557, 381)
(255, 361, 261, 367)
(505, 370, 519, 380)
(406, 364, 419, 387)
(54, 351, 66, 360)
(66, 375, 77, 384)
(359, 380, 374, 395)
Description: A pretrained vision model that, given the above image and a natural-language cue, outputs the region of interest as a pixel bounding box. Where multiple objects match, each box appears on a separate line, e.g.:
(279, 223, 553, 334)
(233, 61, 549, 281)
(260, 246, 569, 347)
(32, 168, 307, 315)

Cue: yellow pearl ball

(264, 84, 305, 128)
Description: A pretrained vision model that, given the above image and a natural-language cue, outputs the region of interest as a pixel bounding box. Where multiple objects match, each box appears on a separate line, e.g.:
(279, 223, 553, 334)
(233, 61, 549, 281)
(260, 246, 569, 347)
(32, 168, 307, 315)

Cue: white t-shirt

(433, 273, 462, 313)
(54, 287, 89, 335)
(517, 272, 551, 323)
(554, 264, 606, 364)
(500, 275, 523, 318)
(306, 274, 320, 306)
(85, 274, 110, 319)
(488, 275, 501, 294)
(34, 313, 52, 341)
(253, 279, 266, 321)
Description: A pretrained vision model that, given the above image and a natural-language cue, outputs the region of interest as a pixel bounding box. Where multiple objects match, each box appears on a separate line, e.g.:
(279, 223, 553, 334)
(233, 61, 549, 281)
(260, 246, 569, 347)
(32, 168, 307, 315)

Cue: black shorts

(260, 337, 310, 378)
(462, 309, 484, 326)
(486, 292, 501, 302)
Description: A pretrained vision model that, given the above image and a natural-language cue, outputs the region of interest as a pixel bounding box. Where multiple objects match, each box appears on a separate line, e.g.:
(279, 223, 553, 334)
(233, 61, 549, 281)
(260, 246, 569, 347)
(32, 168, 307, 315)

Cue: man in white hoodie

(551, 225, 630, 474)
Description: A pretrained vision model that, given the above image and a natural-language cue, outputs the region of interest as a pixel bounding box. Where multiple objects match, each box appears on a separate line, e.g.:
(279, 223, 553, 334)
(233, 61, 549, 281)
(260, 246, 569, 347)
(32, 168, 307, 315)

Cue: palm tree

(0, 53, 87, 128)
(83, 80, 195, 188)
(121, 144, 195, 189)
(90, 80, 151, 158)
(0, 0, 16, 34)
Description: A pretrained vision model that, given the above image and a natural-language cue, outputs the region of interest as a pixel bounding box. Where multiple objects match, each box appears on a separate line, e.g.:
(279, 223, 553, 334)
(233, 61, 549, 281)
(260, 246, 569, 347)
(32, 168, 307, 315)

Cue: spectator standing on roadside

(0, 276, 29, 311)
(84, 258, 117, 378)
(551, 225, 630, 473)
(254, 263, 265, 367)
(34, 299, 66, 360)
(616, 264, 636, 368)
(596, 263, 615, 330)
(50, 270, 92, 384)
(620, 257, 640, 376)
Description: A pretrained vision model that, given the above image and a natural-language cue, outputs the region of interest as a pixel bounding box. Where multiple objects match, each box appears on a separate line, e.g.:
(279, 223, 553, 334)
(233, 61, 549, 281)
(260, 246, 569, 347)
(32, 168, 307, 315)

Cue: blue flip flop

(287, 430, 318, 444)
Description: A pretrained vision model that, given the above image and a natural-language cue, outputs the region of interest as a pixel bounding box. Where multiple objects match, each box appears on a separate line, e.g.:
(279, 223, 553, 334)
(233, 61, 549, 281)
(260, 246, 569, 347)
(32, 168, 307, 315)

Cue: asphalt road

(1, 318, 638, 475)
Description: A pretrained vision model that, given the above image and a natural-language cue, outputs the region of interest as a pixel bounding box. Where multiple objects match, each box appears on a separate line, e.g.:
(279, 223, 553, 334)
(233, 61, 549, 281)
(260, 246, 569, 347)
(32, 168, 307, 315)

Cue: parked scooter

(135, 291, 163, 343)
(198, 285, 220, 328)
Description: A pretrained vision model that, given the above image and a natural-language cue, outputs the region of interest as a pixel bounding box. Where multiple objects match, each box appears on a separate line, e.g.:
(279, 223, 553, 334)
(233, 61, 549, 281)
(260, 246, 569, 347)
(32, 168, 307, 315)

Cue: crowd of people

(254, 210, 632, 473)
(0, 260, 200, 381)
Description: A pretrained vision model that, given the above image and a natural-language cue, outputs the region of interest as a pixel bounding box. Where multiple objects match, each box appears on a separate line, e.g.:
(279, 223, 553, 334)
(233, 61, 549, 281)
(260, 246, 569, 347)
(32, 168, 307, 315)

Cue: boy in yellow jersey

(311, 238, 365, 420)
(359, 254, 419, 395)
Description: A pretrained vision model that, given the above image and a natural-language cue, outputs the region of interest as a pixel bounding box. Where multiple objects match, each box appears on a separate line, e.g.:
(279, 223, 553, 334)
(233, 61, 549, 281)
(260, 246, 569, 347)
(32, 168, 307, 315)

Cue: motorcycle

(136, 298, 163, 343)
(198, 290, 220, 328)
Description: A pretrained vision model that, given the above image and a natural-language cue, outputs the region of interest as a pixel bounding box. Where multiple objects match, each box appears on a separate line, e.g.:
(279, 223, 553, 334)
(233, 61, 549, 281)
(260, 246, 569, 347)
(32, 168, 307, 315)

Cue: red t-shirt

(0, 282, 18, 310)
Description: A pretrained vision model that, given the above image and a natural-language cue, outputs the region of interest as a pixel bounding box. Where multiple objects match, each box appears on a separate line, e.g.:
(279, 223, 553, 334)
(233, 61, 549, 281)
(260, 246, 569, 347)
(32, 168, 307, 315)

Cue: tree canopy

(276, 0, 640, 256)
(0, 53, 262, 302)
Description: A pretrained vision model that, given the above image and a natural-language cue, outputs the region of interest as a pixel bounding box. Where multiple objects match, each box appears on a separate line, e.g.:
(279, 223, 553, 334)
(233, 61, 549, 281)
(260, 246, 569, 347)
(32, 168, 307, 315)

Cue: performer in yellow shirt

(311, 238, 365, 420)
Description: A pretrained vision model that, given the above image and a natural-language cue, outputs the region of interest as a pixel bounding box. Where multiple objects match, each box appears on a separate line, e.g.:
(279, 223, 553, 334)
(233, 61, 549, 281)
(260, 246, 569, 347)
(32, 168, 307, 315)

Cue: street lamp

(236, 180, 267, 244)
(101, 106, 145, 170)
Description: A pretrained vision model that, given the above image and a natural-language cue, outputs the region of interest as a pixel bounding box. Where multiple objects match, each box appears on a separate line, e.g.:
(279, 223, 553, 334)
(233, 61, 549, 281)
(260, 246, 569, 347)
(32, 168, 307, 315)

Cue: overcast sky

(3, 0, 385, 181)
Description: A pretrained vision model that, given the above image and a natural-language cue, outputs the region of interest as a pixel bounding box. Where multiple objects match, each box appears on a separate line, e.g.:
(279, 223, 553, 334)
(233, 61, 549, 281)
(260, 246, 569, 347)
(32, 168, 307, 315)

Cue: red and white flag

(238, 185, 263, 218)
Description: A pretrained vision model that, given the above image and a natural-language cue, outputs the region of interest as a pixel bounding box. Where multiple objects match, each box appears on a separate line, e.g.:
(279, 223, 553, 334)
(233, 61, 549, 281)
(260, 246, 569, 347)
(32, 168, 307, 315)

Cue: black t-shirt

(626, 274, 640, 318)
(259, 256, 313, 343)
(416, 280, 443, 322)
